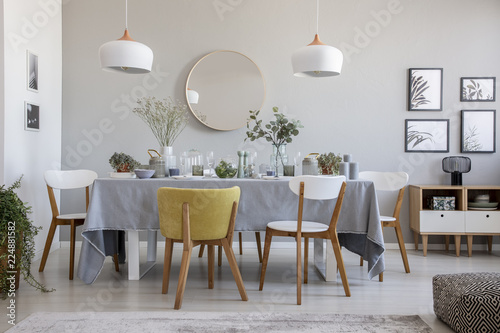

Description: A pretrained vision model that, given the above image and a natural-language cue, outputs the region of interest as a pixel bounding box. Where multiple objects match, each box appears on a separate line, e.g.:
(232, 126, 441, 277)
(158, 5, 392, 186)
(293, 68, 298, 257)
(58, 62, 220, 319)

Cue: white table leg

(127, 230, 157, 280)
(313, 239, 336, 282)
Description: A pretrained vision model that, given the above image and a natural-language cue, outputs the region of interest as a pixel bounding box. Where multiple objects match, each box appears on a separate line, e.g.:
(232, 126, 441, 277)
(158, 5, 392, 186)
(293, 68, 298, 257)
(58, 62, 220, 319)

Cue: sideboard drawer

(465, 211, 500, 233)
(420, 211, 465, 232)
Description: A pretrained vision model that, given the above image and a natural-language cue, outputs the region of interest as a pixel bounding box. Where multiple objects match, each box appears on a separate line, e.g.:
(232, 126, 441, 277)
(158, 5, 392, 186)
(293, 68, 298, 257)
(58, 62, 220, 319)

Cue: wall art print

(408, 68, 443, 111)
(460, 77, 496, 102)
(461, 110, 496, 153)
(25, 102, 40, 131)
(27, 50, 38, 92)
(405, 119, 449, 152)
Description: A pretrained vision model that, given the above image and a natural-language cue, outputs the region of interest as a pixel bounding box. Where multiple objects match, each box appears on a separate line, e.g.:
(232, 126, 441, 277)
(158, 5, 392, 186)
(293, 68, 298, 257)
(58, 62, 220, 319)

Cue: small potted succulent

(109, 152, 141, 172)
(317, 152, 342, 175)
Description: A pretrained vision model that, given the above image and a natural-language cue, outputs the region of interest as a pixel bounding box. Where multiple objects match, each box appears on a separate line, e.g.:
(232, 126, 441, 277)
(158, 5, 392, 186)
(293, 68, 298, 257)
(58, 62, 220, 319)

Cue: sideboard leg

(467, 235, 473, 257)
(454, 235, 461, 257)
(422, 235, 428, 256)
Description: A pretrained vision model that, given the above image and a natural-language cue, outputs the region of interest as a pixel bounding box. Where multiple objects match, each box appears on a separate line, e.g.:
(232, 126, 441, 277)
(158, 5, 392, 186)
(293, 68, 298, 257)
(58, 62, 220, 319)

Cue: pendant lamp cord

(316, 0, 319, 35)
(125, 0, 128, 29)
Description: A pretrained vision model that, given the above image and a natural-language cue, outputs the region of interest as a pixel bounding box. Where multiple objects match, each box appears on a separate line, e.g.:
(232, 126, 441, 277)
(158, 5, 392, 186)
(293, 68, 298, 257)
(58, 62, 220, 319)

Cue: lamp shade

(99, 30, 153, 74)
(187, 88, 199, 104)
(292, 34, 343, 77)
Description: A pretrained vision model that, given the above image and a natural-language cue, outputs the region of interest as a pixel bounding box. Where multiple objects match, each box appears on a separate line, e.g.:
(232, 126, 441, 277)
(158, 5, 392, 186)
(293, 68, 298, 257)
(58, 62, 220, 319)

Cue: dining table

(77, 177, 385, 284)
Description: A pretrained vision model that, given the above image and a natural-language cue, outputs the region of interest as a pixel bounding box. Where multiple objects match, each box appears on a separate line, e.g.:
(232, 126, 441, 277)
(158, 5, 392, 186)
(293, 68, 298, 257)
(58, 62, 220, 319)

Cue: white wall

(3, 0, 62, 257)
(61, 0, 500, 245)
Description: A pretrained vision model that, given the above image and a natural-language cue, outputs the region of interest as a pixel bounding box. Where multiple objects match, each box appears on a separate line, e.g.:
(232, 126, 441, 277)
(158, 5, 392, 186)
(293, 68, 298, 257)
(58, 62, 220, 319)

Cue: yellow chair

(259, 175, 350, 305)
(157, 186, 248, 310)
(40, 169, 119, 280)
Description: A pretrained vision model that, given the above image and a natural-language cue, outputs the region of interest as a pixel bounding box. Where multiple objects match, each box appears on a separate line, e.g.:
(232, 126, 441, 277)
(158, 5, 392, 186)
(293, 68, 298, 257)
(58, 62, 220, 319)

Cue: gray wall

(61, 0, 500, 246)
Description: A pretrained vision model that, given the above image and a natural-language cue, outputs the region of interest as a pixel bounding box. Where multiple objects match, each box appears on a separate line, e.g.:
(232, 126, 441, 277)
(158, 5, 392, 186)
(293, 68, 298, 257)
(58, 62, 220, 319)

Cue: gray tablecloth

(77, 178, 384, 283)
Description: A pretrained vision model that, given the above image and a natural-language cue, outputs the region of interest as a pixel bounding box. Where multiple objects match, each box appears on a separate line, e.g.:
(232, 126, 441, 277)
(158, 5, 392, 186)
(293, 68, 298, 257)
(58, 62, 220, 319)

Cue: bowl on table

(134, 169, 155, 179)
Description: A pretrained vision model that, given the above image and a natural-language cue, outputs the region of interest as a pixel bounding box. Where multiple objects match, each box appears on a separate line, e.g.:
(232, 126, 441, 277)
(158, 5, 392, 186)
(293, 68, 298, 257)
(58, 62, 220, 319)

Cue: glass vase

(270, 144, 287, 176)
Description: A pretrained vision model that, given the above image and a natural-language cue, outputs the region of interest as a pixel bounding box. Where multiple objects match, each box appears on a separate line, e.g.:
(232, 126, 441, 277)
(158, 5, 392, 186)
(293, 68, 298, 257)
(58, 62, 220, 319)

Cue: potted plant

(0, 176, 53, 297)
(109, 152, 141, 172)
(133, 97, 189, 156)
(245, 107, 303, 175)
(317, 152, 342, 175)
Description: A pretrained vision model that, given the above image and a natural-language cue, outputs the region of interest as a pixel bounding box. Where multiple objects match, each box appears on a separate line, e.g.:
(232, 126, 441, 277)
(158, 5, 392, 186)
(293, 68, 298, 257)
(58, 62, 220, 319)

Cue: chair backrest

(44, 170, 98, 189)
(157, 186, 240, 241)
(358, 171, 409, 191)
(289, 175, 346, 200)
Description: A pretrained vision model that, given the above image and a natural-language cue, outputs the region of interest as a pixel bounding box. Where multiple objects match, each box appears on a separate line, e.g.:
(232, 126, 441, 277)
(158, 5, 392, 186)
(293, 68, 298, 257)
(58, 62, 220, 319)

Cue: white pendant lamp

(99, 0, 153, 74)
(291, 0, 343, 77)
(187, 88, 199, 104)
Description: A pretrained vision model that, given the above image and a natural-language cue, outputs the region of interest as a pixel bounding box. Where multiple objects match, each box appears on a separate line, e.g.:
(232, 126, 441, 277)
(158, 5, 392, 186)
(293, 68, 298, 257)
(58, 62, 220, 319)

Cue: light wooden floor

(2, 244, 499, 332)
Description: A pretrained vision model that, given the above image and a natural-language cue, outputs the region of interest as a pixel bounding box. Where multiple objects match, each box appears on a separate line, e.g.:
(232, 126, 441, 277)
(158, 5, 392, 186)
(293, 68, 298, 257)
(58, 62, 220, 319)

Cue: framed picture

(24, 102, 40, 131)
(405, 119, 449, 152)
(460, 77, 496, 102)
(408, 68, 443, 111)
(461, 110, 496, 153)
(26, 50, 38, 92)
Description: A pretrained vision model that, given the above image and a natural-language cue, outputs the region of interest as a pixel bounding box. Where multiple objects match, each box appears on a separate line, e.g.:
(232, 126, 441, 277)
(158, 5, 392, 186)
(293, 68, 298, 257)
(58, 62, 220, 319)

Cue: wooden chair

(157, 186, 248, 310)
(39, 170, 119, 280)
(358, 171, 410, 282)
(259, 175, 350, 305)
(198, 232, 263, 264)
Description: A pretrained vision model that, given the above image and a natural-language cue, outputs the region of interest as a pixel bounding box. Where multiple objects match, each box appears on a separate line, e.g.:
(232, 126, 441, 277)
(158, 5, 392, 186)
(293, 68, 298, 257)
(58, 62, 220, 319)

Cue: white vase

(159, 146, 176, 176)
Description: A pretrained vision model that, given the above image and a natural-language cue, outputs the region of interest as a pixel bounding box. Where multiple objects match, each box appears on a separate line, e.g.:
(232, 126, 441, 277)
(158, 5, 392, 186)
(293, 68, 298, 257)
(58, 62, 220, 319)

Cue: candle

(339, 162, 350, 179)
(349, 162, 359, 180)
(343, 154, 352, 163)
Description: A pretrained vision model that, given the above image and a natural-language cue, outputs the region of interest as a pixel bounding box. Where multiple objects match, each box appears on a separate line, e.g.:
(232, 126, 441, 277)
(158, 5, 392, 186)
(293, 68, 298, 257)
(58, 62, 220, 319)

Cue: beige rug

(8, 311, 432, 332)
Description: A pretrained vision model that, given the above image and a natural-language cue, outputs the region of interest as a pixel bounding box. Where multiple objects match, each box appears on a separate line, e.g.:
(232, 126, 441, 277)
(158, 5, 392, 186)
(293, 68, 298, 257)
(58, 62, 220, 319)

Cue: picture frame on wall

(24, 102, 40, 131)
(405, 119, 449, 152)
(461, 110, 496, 153)
(408, 68, 443, 111)
(26, 50, 38, 92)
(460, 77, 496, 102)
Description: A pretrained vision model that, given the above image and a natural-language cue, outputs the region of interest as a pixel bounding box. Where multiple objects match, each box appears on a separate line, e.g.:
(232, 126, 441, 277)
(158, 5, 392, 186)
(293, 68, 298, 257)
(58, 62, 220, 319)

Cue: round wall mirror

(186, 50, 266, 131)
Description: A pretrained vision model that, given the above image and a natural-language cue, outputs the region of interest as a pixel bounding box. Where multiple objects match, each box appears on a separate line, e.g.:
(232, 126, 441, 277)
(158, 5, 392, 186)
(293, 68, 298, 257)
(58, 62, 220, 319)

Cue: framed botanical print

(408, 68, 443, 111)
(461, 110, 496, 153)
(405, 119, 449, 152)
(460, 77, 495, 102)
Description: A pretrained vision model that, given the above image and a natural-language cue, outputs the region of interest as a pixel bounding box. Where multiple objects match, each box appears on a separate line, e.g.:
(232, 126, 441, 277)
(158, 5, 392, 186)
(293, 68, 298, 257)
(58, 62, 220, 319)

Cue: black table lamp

(442, 156, 471, 185)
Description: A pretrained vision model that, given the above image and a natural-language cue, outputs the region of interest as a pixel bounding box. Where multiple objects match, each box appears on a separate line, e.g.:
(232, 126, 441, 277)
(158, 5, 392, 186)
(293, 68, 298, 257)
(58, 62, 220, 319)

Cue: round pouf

(433, 272, 500, 333)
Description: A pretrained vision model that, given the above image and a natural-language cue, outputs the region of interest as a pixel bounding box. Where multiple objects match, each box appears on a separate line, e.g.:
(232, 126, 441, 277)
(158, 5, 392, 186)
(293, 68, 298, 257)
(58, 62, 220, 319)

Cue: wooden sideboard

(409, 185, 500, 257)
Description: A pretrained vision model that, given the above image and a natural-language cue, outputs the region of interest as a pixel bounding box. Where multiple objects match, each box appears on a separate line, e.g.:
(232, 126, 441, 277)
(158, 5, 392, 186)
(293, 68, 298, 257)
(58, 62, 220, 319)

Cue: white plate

(468, 202, 498, 208)
(109, 172, 136, 179)
(469, 207, 498, 211)
(263, 176, 280, 180)
(172, 175, 191, 180)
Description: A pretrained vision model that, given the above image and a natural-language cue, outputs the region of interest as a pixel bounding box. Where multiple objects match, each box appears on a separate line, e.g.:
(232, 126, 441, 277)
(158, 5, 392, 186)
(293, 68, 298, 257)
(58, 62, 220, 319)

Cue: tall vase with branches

(245, 107, 303, 176)
(133, 97, 189, 156)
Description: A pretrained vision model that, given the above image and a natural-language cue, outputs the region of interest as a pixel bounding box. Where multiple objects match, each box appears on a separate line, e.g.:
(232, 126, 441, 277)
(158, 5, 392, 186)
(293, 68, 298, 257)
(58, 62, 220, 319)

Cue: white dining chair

(39, 169, 119, 280)
(259, 175, 350, 305)
(358, 171, 410, 282)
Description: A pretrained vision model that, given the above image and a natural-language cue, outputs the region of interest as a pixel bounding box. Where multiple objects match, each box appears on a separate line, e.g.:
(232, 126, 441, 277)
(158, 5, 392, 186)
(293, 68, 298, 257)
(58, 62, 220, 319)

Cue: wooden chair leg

(69, 220, 77, 280)
(239, 232, 243, 255)
(218, 246, 222, 266)
(379, 272, 383, 282)
(330, 236, 351, 297)
(39, 219, 58, 272)
(359, 256, 363, 266)
(259, 229, 273, 291)
(304, 237, 308, 284)
(208, 245, 214, 289)
(296, 234, 302, 305)
(162, 238, 173, 294)
(174, 244, 193, 310)
(113, 254, 120, 272)
(255, 231, 262, 263)
(221, 238, 248, 301)
(198, 244, 205, 257)
(394, 223, 410, 273)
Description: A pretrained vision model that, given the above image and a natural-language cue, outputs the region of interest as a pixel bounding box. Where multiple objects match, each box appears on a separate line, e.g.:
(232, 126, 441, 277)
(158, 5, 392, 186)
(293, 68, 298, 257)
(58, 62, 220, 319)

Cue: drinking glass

(206, 151, 215, 177)
(180, 152, 188, 175)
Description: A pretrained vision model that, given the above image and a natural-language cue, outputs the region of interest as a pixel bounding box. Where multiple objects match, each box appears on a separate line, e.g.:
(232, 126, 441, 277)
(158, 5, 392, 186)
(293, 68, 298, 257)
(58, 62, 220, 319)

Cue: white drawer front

(420, 211, 465, 232)
(465, 211, 500, 233)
